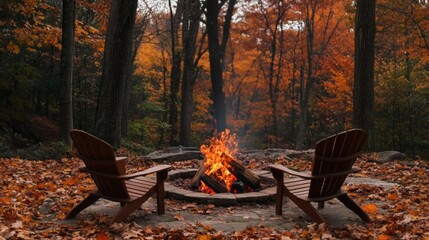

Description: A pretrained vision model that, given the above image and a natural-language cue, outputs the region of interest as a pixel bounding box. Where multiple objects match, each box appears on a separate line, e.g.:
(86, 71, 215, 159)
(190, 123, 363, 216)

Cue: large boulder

(376, 151, 406, 162)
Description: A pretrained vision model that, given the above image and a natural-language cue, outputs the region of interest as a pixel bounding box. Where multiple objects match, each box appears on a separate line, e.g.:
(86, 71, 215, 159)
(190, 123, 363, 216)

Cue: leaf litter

(0, 153, 428, 239)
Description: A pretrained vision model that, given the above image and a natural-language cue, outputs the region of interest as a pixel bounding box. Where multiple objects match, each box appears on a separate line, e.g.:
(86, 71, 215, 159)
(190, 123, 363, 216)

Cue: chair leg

(285, 192, 326, 223)
(275, 185, 285, 215)
(111, 201, 141, 223)
(156, 182, 165, 215)
(271, 170, 285, 215)
(156, 170, 168, 215)
(66, 194, 100, 219)
(111, 194, 152, 223)
(318, 201, 325, 209)
(337, 194, 371, 222)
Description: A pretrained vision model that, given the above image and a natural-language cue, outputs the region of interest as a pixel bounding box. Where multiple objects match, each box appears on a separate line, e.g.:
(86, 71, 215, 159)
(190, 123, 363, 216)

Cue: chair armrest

(269, 165, 361, 180)
(79, 165, 172, 180)
(121, 165, 172, 179)
(269, 164, 313, 179)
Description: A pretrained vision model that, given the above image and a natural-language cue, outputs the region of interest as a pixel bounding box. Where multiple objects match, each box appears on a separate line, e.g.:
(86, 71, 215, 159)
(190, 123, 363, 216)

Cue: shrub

(14, 142, 71, 161)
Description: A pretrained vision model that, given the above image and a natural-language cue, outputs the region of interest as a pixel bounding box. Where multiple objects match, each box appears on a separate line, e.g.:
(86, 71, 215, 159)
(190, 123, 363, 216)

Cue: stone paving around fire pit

(61, 177, 398, 233)
(165, 169, 277, 205)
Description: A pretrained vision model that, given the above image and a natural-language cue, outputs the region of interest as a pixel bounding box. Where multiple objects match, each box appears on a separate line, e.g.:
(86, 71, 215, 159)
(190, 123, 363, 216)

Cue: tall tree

(168, 0, 185, 145)
(258, 0, 291, 142)
(353, 0, 376, 149)
(204, 0, 237, 132)
(179, 0, 201, 146)
(121, 8, 152, 137)
(59, 0, 75, 146)
(295, 0, 340, 149)
(95, 0, 138, 146)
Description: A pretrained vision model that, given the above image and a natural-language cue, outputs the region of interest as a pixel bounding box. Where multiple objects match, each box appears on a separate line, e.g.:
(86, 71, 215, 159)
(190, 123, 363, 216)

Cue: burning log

(221, 153, 261, 189)
(190, 163, 206, 188)
(200, 174, 227, 193)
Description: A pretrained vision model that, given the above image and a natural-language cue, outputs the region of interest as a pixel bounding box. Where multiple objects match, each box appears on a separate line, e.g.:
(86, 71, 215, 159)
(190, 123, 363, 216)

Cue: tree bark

(95, 0, 138, 147)
(257, 1, 290, 142)
(353, 0, 376, 150)
(168, 0, 185, 145)
(121, 11, 151, 138)
(295, 0, 339, 149)
(205, 0, 237, 133)
(59, 0, 75, 146)
(180, 0, 201, 146)
(295, 0, 317, 150)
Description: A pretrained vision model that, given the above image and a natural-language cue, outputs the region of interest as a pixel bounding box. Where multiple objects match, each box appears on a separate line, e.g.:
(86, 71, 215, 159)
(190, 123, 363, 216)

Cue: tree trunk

(180, 0, 201, 146)
(295, 0, 338, 149)
(95, 0, 138, 147)
(261, 0, 289, 142)
(286, 38, 300, 143)
(205, 0, 237, 133)
(168, 0, 184, 145)
(295, 1, 316, 150)
(159, 41, 169, 146)
(404, 15, 416, 159)
(59, 0, 75, 146)
(121, 12, 150, 138)
(353, 0, 376, 150)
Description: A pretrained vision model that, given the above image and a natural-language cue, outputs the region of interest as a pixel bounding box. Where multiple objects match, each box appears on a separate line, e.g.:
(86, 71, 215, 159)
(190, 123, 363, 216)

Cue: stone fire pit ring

(165, 169, 277, 206)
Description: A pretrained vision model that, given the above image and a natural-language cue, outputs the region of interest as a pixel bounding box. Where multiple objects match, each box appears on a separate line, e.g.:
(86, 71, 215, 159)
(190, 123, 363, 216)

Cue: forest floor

(1, 151, 429, 239)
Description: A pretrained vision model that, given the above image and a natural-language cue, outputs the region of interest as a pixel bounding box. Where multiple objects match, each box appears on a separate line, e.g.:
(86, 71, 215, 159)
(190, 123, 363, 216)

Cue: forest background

(0, 0, 428, 160)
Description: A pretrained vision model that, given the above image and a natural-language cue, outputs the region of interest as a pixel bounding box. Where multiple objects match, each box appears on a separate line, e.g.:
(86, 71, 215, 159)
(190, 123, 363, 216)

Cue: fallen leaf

(0, 197, 11, 204)
(182, 203, 197, 210)
(198, 234, 211, 240)
(11, 221, 23, 229)
(145, 225, 153, 234)
(174, 213, 184, 221)
(386, 192, 398, 200)
(378, 234, 390, 240)
(96, 232, 109, 240)
(362, 203, 378, 213)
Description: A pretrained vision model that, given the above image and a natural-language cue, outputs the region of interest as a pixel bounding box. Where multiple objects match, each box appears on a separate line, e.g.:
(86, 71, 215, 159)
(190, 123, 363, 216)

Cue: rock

(285, 149, 314, 160)
(39, 198, 54, 215)
(144, 147, 203, 162)
(376, 151, 406, 162)
(237, 149, 293, 161)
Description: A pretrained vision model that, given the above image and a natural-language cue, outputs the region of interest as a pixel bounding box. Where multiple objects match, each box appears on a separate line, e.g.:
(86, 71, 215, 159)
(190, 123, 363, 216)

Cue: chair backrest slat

(308, 129, 367, 199)
(70, 130, 128, 198)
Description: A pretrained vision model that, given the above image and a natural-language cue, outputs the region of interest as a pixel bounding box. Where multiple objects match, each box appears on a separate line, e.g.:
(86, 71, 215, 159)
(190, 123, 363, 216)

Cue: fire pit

(165, 169, 276, 206)
(164, 130, 277, 206)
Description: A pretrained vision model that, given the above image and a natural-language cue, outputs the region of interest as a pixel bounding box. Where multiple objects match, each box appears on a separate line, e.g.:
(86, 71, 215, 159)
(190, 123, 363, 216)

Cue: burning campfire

(190, 129, 261, 194)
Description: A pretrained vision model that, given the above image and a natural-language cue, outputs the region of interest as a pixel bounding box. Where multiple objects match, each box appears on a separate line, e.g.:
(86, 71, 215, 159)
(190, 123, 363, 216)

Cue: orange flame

(200, 129, 238, 193)
(199, 181, 215, 194)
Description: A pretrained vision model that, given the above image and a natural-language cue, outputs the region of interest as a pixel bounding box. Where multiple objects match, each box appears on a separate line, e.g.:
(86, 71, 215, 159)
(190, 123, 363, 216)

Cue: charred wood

(201, 174, 227, 193)
(222, 153, 261, 189)
(190, 163, 206, 188)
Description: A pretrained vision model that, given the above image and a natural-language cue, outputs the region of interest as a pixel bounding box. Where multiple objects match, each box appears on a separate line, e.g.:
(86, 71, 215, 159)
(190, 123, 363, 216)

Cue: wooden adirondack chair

(270, 129, 371, 223)
(66, 129, 171, 223)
